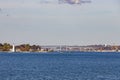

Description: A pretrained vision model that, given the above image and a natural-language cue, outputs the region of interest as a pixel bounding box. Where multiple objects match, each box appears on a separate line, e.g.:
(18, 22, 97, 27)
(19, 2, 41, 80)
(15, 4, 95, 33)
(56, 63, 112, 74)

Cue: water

(0, 52, 120, 80)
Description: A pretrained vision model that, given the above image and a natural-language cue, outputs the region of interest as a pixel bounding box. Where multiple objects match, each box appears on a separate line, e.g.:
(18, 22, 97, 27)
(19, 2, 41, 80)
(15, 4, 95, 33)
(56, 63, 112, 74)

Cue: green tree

(31, 45, 41, 52)
(19, 44, 30, 51)
(0, 43, 3, 51)
(2, 43, 12, 51)
(25, 44, 30, 51)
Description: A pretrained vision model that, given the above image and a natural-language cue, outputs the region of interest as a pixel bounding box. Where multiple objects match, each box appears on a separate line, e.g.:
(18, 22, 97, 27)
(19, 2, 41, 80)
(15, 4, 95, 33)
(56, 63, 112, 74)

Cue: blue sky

(0, 0, 120, 45)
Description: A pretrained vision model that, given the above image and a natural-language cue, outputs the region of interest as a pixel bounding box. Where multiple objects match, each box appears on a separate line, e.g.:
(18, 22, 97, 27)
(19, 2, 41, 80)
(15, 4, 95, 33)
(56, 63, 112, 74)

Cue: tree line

(0, 43, 44, 52)
(0, 43, 12, 51)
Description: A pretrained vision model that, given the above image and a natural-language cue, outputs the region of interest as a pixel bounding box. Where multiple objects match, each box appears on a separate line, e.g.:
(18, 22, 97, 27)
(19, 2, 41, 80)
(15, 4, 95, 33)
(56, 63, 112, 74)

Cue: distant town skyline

(0, 0, 120, 45)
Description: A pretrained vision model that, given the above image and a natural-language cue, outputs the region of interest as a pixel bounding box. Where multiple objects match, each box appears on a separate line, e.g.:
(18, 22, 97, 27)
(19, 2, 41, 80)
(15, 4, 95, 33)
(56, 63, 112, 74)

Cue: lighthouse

(12, 45, 15, 52)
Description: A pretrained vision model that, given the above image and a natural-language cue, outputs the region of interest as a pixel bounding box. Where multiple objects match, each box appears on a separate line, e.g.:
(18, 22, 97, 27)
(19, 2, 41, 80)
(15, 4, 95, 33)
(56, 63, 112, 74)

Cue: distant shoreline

(0, 43, 120, 53)
(0, 51, 120, 54)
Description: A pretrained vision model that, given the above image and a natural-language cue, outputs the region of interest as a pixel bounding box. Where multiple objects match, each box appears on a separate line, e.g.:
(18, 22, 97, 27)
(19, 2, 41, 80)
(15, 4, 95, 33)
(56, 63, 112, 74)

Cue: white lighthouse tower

(12, 45, 15, 52)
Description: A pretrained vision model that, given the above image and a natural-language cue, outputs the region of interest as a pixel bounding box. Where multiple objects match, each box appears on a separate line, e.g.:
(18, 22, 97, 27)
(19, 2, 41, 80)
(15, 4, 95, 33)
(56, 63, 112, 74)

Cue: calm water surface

(0, 52, 120, 80)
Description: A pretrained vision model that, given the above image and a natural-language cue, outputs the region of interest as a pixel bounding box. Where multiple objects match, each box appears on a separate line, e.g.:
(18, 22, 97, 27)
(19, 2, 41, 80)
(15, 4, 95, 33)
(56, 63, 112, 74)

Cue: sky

(0, 0, 120, 45)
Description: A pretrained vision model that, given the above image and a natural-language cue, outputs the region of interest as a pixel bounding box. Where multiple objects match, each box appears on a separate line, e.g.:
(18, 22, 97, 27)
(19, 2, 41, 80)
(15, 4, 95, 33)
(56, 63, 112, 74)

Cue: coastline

(0, 43, 120, 53)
